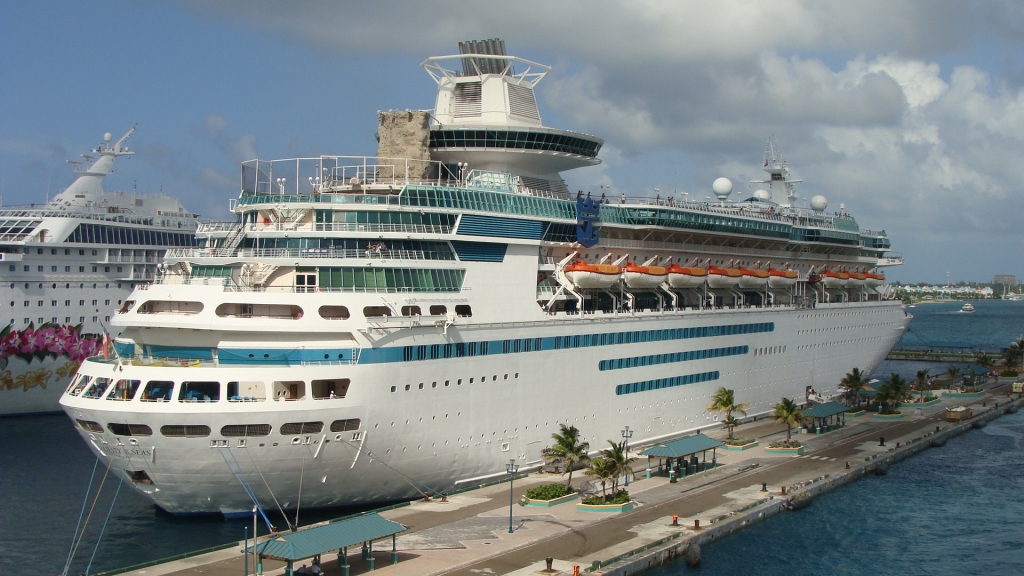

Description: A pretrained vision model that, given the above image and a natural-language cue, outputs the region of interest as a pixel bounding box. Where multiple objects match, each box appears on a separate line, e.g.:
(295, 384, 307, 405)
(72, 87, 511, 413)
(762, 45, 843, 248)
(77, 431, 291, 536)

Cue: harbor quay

(102, 381, 1021, 576)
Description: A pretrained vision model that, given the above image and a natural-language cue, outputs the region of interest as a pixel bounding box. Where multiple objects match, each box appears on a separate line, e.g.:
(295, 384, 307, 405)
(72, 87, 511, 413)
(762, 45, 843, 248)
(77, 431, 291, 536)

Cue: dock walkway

(113, 382, 1021, 576)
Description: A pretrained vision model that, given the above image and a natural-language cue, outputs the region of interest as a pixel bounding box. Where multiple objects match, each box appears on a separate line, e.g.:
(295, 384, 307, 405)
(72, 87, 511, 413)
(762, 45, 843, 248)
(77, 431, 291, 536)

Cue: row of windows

(65, 223, 196, 247)
(317, 267, 465, 292)
(68, 375, 348, 403)
(313, 210, 455, 227)
(13, 316, 103, 325)
(390, 373, 520, 392)
(599, 346, 749, 371)
(614, 371, 721, 396)
(753, 345, 786, 356)
(402, 186, 576, 220)
(399, 323, 774, 363)
(8, 282, 121, 290)
(429, 129, 602, 158)
(79, 419, 362, 438)
(10, 264, 127, 273)
(12, 299, 112, 307)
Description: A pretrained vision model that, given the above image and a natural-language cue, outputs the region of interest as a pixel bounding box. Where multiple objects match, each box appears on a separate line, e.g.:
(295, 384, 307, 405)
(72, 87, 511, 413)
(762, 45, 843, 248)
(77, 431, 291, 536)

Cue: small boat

(623, 262, 669, 289)
(864, 272, 885, 288)
(707, 266, 742, 289)
(666, 265, 708, 288)
(768, 268, 798, 289)
(821, 270, 849, 289)
(961, 303, 975, 313)
(564, 261, 622, 289)
(847, 272, 867, 287)
(737, 267, 769, 289)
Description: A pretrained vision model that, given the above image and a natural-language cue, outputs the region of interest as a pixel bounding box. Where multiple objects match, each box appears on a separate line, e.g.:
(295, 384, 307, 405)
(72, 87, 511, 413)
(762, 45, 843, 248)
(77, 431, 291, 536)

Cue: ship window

(67, 374, 92, 396)
(401, 306, 421, 316)
(273, 381, 305, 401)
(178, 381, 220, 403)
(363, 306, 392, 318)
(455, 305, 472, 317)
(106, 379, 142, 401)
(280, 422, 324, 435)
(76, 419, 103, 433)
(82, 377, 113, 399)
(330, 419, 361, 432)
(141, 381, 174, 402)
(107, 423, 153, 437)
(312, 379, 349, 399)
(429, 305, 447, 315)
(221, 424, 271, 437)
(318, 306, 350, 320)
(139, 300, 204, 315)
(160, 425, 212, 438)
(227, 381, 266, 401)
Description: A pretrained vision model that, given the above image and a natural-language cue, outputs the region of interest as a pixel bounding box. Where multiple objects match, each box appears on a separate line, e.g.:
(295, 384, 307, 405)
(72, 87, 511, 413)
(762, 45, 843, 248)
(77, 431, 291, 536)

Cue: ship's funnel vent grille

(459, 38, 508, 75)
(507, 83, 539, 120)
(454, 82, 482, 117)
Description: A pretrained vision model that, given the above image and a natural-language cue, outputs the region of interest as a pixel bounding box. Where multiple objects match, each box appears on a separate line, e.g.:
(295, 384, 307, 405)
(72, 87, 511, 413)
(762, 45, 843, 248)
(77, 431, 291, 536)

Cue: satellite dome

(810, 195, 828, 211)
(712, 177, 733, 200)
(753, 189, 771, 201)
(104, 132, 112, 142)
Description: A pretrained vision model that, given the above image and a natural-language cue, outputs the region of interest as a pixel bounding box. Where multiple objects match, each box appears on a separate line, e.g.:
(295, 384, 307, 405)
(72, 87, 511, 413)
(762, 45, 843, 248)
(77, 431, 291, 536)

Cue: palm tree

(585, 457, 615, 502)
(1005, 339, 1024, 369)
(707, 387, 749, 439)
(946, 366, 961, 388)
(915, 369, 930, 401)
(876, 373, 909, 414)
(541, 423, 591, 488)
(772, 397, 804, 441)
(597, 440, 634, 493)
(839, 368, 868, 408)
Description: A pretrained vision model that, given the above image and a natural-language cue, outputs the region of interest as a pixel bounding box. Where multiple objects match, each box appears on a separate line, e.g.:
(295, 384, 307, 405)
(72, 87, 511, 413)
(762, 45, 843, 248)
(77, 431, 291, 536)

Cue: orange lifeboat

(564, 261, 622, 289)
(737, 267, 769, 289)
(768, 268, 798, 289)
(864, 272, 885, 288)
(707, 266, 742, 289)
(821, 270, 849, 289)
(623, 262, 669, 289)
(847, 272, 867, 287)
(667, 265, 708, 289)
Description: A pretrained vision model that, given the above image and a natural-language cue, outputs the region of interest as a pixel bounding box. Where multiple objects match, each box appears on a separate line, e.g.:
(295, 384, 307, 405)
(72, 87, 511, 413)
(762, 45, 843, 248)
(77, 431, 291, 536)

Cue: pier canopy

(802, 401, 847, 420)
(640, 433, 723, 458)
(247, 513, 406, 561)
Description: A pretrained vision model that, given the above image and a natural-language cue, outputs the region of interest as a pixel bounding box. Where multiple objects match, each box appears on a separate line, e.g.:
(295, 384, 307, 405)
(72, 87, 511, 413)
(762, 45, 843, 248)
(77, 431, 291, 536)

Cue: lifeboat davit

(564, 261, 622, 289)
(864, 272, 885, 288)
(821, 270, 849, 289)
(768, 268, 798, 289)
(847, 272, 867, 287)
(737, 267, 769, 289)
(667, 265, 708, 289)
(623, 262, 669, 289)
(707, 267, 742, 289)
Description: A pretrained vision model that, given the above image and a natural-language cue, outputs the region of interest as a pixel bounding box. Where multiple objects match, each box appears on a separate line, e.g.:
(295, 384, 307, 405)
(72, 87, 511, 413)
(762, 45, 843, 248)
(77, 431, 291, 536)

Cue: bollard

(781, 486, 787, 495)
(670, 470, 677, 483)
(896, 441, 900, 448)
(845, 461, 850, 469)
(879, 436, 885, 446)
(672, 514, 679, 526)
(694, 519, 700, 529)
(546, 558, 554, 571)
(761, 482, 768, 492)
(367, 556, 375, 571)
(936, 426, 941, 432)
(391, 551, 398, 565)
(573, 566, 580, 576)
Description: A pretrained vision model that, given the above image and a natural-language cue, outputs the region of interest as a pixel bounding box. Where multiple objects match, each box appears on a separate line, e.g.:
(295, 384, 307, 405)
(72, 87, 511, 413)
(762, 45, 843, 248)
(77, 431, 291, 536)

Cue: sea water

(2, 301, 1022, 573)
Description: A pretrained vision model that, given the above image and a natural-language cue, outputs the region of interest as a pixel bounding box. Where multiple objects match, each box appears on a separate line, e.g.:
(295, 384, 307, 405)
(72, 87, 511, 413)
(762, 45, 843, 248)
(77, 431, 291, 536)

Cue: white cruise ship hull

(61, 301, 907, 515)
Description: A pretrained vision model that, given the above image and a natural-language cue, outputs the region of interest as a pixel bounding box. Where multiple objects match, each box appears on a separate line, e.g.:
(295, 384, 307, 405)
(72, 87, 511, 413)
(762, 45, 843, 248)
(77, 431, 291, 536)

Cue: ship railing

(0, 232, 36, 242)
(165, 247, 448, 261)
(597, 237, 798, 261)
(197, 221, 241, 233)
(311, 222, 452, 234)
(240, 156, 451, 197)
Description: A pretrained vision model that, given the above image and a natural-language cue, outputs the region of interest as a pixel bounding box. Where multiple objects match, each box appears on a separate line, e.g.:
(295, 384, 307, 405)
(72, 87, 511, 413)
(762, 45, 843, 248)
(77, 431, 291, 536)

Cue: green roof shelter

(802, 401, 848, 433)
(246, 512, 406, 575)
(639, 433, 724, 479)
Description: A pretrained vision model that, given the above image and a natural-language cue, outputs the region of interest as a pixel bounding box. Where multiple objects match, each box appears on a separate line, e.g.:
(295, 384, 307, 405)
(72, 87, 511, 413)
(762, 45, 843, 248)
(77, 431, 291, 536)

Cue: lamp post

(621, 426, 633, 486)
(506, 458, 519, 533)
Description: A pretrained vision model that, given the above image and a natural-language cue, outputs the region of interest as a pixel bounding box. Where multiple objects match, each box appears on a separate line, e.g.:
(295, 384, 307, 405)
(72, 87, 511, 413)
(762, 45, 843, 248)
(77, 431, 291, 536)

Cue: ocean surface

(1, 300, 1022, 574)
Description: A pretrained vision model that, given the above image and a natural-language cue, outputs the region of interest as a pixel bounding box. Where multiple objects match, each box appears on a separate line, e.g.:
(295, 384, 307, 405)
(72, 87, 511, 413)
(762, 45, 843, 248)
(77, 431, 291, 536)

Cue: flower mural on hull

(0, 324, 101, 392)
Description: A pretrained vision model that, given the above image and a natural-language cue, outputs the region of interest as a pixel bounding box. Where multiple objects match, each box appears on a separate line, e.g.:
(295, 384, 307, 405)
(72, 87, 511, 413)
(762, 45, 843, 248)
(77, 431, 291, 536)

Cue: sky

(2, 1, 1023, 284)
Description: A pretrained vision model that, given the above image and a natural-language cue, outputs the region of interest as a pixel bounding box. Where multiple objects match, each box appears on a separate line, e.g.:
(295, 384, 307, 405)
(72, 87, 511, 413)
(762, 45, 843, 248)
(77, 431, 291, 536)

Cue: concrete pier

(103, 381, 1022, 576)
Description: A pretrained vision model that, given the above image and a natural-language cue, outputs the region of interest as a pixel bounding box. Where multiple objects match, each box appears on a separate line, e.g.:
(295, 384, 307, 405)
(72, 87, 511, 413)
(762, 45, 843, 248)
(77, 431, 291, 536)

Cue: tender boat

(767, 268, 798, 289)
(707, 266, 742, 289)
(666, 265, 708, 288)
(821, 270, 849, 289)
(564, 261, 622, 289)
(622, 262, 668, 289)
(737, 267, 769, 289)
(961, 303, 975, 312)
(864, 272, 885, 288)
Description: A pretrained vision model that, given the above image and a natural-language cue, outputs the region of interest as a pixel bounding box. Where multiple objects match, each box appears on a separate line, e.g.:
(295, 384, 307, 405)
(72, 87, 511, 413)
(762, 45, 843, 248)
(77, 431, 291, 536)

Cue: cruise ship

(60, 41, 908, 516)
(0, 128, 197, 415)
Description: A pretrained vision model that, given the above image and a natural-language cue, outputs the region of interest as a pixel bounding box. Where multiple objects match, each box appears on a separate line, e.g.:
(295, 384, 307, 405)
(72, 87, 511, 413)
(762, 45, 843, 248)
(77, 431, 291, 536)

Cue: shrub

(524, 483, 573, 501)
(581, 490, 631, 505)
(609, 490, 631, 504)
(1001, 369, 1019, 377)
(724, 436, 756, 446)
(581, 495, 605, 505)
(768, 439, 802, 449)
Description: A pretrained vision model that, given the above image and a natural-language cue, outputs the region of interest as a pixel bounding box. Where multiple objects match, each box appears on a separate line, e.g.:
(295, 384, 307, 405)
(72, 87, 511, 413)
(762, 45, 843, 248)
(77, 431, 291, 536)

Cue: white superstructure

(60, 42, 909, 516)
(0, 128, 197, 415)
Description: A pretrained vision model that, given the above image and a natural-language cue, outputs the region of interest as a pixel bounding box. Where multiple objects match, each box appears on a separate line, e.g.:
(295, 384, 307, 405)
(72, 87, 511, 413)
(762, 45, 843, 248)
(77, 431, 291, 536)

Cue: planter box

(845, 410, 866, 417)
(524, 492, 579, 507)
(873, 413, 904, 420)
(577, 501, 634, 513)
(764, 446, 804, 455)
(942, 392, 985, 399)
(721, 441, 759, 451)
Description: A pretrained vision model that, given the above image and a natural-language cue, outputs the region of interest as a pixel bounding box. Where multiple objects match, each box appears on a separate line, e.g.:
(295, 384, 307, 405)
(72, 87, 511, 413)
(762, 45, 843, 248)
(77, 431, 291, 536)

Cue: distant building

(994, 274, 1018, 285)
